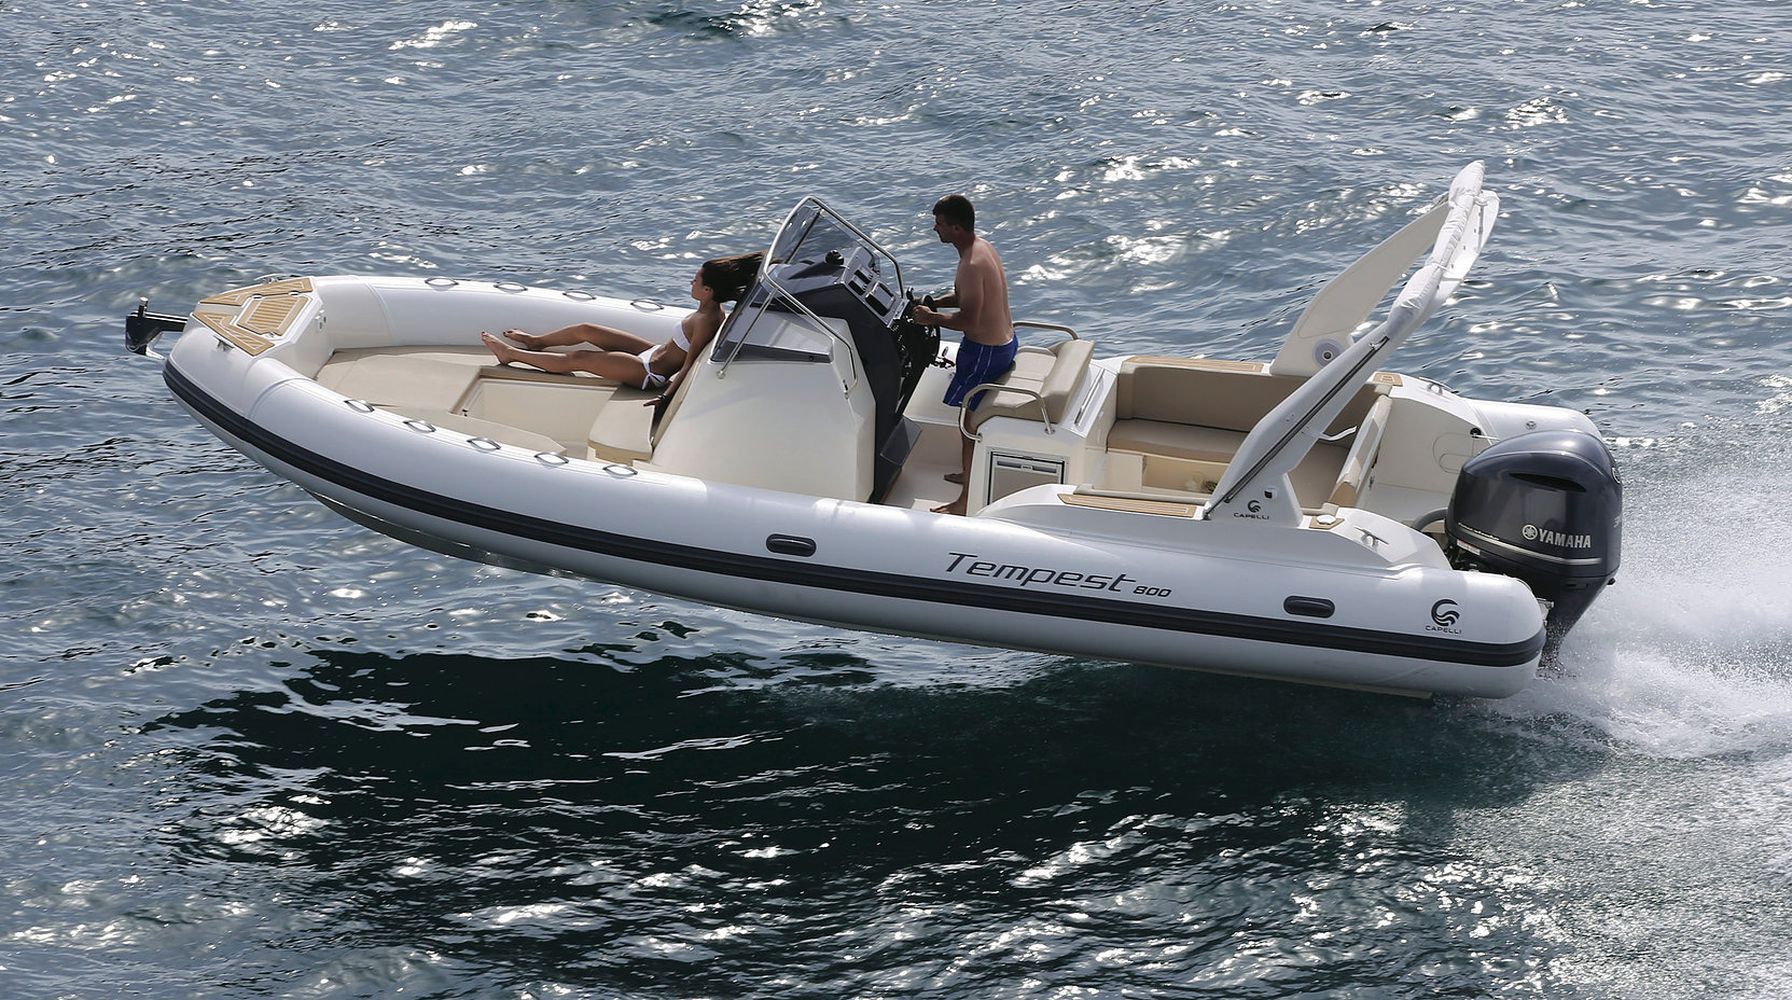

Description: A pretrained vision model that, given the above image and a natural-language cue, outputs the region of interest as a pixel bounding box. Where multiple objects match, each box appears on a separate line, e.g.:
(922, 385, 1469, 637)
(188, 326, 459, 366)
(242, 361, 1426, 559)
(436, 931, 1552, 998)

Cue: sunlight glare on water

(2, 1, 1791, 996)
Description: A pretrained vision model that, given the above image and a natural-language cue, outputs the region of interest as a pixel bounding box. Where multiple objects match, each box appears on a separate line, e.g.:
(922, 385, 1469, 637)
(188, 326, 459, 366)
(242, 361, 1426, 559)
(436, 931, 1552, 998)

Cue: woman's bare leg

(499, 322, 655, 354)
(481, 333, 651, 386)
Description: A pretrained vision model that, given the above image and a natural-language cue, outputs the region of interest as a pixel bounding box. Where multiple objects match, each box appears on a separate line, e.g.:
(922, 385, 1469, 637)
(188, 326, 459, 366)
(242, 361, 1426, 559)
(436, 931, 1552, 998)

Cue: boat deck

(316, 345, 966, 510)
(310, 343, 1421, 521)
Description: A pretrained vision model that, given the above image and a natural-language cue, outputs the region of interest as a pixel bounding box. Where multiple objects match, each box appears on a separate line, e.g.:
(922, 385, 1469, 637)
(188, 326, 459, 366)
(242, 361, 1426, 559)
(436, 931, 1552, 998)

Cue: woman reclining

(480, 252, 763, 404)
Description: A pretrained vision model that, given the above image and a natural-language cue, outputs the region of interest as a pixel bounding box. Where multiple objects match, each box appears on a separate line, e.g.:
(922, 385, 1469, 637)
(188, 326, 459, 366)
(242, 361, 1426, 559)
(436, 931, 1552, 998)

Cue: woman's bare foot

(944, 471, 965, 485)
(480, 331, 522, 364)
(932, 497, 967, 516)
(499, 328, 544, 350)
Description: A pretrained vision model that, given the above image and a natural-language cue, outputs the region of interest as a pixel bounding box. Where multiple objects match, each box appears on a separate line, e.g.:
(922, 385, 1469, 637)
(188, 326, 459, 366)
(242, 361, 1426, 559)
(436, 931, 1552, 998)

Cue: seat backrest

(1327, 393, 1393, 507)
(649, 355, 702, 449)
(1116, 357, 1378, 435)
(967, 338, 1095, 431)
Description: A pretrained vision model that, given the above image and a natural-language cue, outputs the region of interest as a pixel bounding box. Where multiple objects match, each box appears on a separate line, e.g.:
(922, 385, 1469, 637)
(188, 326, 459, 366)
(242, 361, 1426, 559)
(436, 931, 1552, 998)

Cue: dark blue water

(4, 2, 1790, 996)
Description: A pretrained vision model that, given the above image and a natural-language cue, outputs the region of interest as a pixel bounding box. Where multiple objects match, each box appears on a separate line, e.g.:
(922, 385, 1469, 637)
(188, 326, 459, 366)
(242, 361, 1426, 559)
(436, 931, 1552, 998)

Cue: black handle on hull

(766, 534, 817, 557)
(1284, 596, 1336, 618)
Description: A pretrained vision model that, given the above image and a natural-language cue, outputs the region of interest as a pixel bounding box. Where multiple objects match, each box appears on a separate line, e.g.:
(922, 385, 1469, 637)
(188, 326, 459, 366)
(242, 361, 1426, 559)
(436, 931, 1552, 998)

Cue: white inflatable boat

(127, 163, 1621, 698)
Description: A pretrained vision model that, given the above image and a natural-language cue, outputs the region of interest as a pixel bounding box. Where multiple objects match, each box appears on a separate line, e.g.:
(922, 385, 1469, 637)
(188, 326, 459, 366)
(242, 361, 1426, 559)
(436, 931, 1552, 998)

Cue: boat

(125, 162, 1621, 698)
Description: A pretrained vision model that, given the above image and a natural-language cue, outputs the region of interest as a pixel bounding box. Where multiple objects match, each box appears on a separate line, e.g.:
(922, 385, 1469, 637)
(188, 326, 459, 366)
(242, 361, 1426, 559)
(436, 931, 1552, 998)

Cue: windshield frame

(710, 197, 907, 391)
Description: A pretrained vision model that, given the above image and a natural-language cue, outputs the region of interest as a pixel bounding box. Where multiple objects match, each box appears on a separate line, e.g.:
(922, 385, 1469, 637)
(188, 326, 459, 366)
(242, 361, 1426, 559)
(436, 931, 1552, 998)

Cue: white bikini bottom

(636, 346, 669, 391)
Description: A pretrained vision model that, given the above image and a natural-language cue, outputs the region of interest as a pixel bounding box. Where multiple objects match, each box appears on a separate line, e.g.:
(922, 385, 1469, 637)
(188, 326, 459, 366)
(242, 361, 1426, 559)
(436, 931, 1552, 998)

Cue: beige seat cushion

(319, 347, 621, 403)
(1115, 357, 1382, 436)
(1118, 359, 1278, 429)
(1107, 420, 1247, 464)
(1107, 423, 1348, 508)
(317, 353, 480, 412)
(587, 385, 660, 464)
(967, 338, 1095, 431)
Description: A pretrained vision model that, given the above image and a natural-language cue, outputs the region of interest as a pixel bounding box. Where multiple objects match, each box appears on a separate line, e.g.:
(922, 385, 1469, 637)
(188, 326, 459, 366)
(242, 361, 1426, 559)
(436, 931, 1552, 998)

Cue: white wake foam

(1478, 436, 1792, 757)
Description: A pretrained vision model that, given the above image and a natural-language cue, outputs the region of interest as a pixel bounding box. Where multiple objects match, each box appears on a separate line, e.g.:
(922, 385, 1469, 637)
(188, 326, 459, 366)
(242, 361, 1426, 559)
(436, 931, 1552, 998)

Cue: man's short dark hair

(932, 194, 975, 231)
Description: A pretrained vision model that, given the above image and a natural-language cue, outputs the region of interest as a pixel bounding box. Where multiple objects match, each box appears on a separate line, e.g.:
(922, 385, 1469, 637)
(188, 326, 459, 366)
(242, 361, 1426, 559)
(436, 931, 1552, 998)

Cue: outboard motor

(1445, 429, 1622, 638)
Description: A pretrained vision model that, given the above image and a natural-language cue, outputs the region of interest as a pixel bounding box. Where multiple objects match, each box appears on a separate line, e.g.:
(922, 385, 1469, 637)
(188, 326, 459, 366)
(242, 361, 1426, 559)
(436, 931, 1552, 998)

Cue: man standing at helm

(911, 194, 1016, 516)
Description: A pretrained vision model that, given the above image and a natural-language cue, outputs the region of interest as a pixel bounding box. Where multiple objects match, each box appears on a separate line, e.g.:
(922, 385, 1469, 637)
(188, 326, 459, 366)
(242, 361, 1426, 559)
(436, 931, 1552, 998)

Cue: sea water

(3, 2, 1789, 995)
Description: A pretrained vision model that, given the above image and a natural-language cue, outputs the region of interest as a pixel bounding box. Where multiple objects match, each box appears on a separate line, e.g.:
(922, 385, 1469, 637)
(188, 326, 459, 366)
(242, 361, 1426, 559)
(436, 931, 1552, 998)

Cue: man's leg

(933, 426, 973, 516)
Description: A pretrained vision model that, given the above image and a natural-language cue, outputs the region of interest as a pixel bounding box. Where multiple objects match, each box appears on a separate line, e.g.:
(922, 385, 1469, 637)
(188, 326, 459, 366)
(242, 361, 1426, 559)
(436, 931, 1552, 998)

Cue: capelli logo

(1427, 599, 1462, 634)
(1232, 498, 1271, 520)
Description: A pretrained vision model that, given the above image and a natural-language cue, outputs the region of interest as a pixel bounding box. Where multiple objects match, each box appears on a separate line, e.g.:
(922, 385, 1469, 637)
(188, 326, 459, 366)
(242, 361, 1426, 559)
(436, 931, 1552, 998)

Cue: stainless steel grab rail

(1013, 320, 1080, 340)
(715, 273, 862, 395)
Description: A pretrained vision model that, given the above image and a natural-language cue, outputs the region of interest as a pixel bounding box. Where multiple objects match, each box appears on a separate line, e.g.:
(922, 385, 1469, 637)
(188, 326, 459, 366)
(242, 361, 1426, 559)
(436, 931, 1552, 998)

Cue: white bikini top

(644, 323, 693, 372)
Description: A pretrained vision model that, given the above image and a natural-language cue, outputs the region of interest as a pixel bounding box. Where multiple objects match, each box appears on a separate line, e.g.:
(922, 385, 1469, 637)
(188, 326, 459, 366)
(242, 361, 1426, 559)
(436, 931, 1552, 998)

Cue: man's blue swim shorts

(943, 337, 1018, 410)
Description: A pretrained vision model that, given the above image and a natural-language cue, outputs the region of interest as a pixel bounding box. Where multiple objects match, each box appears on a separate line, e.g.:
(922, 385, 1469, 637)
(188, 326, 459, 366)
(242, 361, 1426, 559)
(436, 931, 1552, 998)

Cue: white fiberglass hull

(161, 315, 1546, 699)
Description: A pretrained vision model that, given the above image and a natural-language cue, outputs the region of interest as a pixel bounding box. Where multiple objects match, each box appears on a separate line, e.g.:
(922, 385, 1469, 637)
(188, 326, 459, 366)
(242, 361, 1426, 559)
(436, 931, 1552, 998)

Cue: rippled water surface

(4, 2, 1791, 996)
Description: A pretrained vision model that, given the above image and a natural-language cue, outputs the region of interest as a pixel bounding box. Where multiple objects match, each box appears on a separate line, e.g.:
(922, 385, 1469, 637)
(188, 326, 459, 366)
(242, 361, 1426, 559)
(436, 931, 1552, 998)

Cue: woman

(479, 252, 763, 404)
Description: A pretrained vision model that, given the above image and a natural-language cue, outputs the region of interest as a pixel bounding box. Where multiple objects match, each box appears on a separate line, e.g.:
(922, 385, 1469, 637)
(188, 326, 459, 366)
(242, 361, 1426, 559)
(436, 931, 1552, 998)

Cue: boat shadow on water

(137, 646, 1615, 989)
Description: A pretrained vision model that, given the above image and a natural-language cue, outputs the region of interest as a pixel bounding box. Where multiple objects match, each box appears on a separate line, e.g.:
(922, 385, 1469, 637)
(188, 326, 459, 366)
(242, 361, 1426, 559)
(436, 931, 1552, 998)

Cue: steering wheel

(904, 292, 949, 366)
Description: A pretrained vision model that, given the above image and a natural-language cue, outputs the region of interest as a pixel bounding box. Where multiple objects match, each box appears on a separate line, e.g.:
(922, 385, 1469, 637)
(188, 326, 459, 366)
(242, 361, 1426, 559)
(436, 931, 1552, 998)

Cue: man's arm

(947, 270, 983, 331)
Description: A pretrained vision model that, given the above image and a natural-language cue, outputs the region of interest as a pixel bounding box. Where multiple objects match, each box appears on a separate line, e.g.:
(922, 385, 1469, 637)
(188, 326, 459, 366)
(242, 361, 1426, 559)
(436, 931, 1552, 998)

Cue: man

(910, 194, 1015, 516)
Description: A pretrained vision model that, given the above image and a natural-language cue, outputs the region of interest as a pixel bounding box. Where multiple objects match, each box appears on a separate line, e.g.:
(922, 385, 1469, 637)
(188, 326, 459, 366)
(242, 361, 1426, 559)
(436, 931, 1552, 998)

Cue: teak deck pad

(192, 278, 314, 356)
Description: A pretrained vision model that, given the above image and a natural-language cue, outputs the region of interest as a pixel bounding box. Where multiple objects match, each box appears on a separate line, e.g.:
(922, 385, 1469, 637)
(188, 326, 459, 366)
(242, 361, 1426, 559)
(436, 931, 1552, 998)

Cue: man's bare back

(953, 237, 1013, 346)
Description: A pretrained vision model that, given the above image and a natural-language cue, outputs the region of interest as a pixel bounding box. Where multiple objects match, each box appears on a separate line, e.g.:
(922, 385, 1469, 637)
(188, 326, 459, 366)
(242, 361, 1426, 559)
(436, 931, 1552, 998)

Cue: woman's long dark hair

(700, 251, 764, 304)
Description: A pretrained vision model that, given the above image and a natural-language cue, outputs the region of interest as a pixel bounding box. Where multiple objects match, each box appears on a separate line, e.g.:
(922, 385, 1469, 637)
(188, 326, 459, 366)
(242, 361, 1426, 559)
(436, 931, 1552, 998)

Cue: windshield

(767, 199, 903, 291)
(713, 197, 905, 370)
